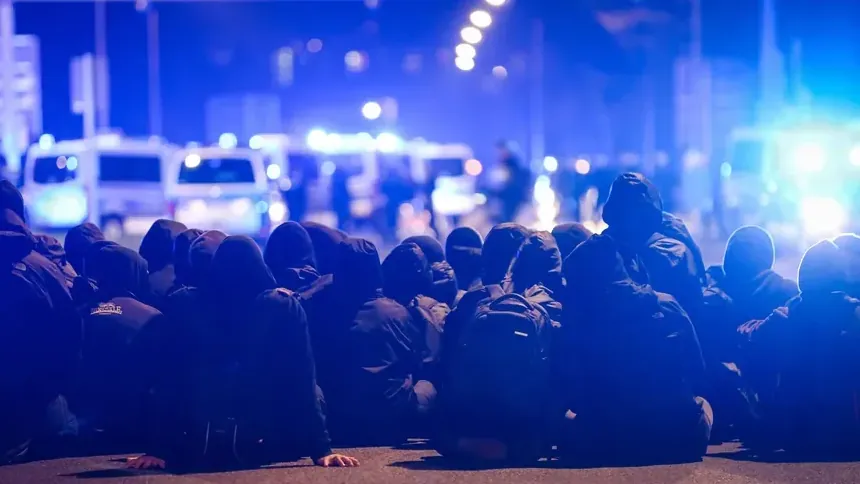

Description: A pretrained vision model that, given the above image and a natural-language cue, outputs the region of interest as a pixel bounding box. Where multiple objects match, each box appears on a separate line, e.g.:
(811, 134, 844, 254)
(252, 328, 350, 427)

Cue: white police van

(22, 133, 176, 239)
(167, 144, 284, 237)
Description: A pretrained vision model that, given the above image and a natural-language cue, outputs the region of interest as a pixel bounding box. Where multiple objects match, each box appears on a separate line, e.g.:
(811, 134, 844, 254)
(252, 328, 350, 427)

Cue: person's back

(0, 181, 81, 463)
(560, 234, 709, 464)
(76, 245, 162, 448)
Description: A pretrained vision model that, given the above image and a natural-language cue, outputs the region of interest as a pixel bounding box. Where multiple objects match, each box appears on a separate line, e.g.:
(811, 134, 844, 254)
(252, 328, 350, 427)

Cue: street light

(455, 56, 476, 71)
(485, 0, 507, 6)
(362, 101, 382, 120)
(470, 10, 492, 28)
(460, 26, 483, 44)
(455, 43, 477, 59)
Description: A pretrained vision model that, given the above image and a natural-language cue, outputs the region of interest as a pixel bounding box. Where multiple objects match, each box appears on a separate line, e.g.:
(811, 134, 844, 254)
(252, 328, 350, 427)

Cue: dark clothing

(834, 233, 860, 298)
(64, 223, 106, 275)
(445, 227, 483, 297)
(662, 212, 707, 284)
(403, 235, 446, 264)
(0, 209, 81, 461)
(401, 236, 458, 305)
(559, 234, 707, 463)
(34, 234, 76, 289)
(139, 219, 187, 302)
(264, 222, 322, 291)
(69, 240, 119, 310)
(186, 230, 227, 289)
(508, 231, 564, 299)
(321, 238, 426, 445)
(301, 222, 347, 276)
(551, 222, 593, 262)
(171, 229, 204, 292)
(482, 223, 530, 286)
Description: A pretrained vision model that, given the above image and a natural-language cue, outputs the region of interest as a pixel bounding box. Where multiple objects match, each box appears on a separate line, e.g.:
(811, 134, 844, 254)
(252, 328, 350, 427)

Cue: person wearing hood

(74, 245, 162, 450)
(0, 180, 81, 464)
(403, 235, 459, 307)
(482, 223, 531, 287)
(662, 212, 707, 284)
(301, 222, 347, 276)
(168, 228, 204, 295)
(445, 227, 483, 303)
(132, 236, 357, 471)
(34, 234, 76, 289)
(551, 222, 593, 263)
(557, 233, 710, 465)
(64, 223, 106, 275)
(602, 173, 704, 322)
(139, 219, 187, 305)
(738, 240, 860, 456)
(317, 238, 428, 446)
(264, 221, 322, 291)
(383, 243, 450, 387)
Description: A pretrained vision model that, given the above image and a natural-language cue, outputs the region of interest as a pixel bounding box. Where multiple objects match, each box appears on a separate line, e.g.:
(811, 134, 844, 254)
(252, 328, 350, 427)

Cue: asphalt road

(3, 443, 860, 484)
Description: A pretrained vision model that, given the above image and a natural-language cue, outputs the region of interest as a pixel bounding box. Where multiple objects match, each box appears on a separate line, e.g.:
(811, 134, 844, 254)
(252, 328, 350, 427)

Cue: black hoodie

(170, 228, 204, 293)
(482, 223, 530, 286)
(551, 222, 593, 262)
(139, 219, 187, 302)
(322, 238, 422, 444)
(0, 207, 81, 458)
(77, 245, 163, 438)
(560, 233, 707, 459)
(64, 223, 106, 275)
(264, 221, 322, 291)
(301, 222, 346, 276)
(403, 235, 458, 306)
(445, 226, 483, 299)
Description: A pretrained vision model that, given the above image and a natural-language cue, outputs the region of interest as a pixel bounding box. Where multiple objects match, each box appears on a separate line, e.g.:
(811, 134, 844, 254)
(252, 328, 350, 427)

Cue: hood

(187, 230, 227, 288)
(208, 235, 277, 313)
(0, 208, 35, 264)
(87, 244, 151, 301)
(81, 240, 119, 276)
(551, 222, 593, 261)
(798, 239, 848, 296)
(334, 238, 384, 302)
(302, 221, 347, 275)
(0, 179, 24, 221)
(402, 235, 445, 264)
(602, 172, 663, 239)
(383, 242, 432, 305)
(723, 225, 775, 282)
(139, 219, 187, 273)
(482, 222, 530, 285)
(445, 226, 483, 290)
(173, 228, 204, 287)
(509, 231, 564, 295)
(265, 221, 318, 281)
(64, 223, 106, 274)
(661, 212, 706, 282)
(34, 234, 70, 269)
(430, 260, 459, 306)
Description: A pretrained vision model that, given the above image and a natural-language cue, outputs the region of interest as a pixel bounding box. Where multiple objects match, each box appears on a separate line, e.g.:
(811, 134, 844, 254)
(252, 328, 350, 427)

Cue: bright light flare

(485, 0, 507, 6)
(800, 197, 846, 236)
(574, 158, 591, 175)
(460, 26, 483, 44)
(39, 133, 55, 150)
(464, 158, 483, 176)
(850, 145, 860, 167)
(376, 132, 401, 153)
(455, 43, 477, 59)
(794, 142, 826, 173)
(307, 129, 328, 151)
(219, 132, 238, 150)
(362, 101, 382, 120)
(184, 154, 201, 169)
(266, 164, 281, 180)
(543, 156, 558, 173)
(455, 56, 475, 71)
(469, 10, 492, 28)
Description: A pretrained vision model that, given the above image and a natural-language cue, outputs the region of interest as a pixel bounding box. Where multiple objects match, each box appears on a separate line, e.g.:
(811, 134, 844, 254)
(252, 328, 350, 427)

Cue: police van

(22, 133, 176, 239)
(167, 144, 284, 237)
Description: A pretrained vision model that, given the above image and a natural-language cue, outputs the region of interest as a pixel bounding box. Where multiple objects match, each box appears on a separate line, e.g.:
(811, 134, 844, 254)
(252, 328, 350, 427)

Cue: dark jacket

(509, 231, 565, 302)
(139, 219, 187, 302)
(64, 223, 106, 275)
(403, 235, 458, 306)
(34, 234, 76, 289)
(264, 221, 322, 291)
(322, 238, 422, 444)
(0, 208, 81, 458)
(551, 222, 593, 262)
(169, 228, 204, 293)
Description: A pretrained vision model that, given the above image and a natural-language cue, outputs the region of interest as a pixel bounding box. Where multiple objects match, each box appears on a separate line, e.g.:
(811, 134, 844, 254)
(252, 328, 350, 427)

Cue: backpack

(446, 286, 551, 442)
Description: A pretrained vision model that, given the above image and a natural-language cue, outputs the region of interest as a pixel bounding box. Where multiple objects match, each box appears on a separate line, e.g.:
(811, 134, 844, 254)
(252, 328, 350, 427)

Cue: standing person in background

(495, 141, 530, 224)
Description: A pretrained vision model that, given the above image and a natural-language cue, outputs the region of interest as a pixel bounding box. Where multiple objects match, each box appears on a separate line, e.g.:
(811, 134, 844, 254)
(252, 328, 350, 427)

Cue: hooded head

(0, 207, 35, 265)
(446, 226, 483, 290)
(402, 235, 446, 264)
(334, 238, 384, 303)
(564, 233, 635, 307)
(87, 244, 151, 301)
(383, 243, 433, 305)
(0, 179, 24, 221)
(65, 223, 106, 274)
(302, 221, 347, 275)
(602, 173, 663, 241)
(797, 239, 848, 296)
(187, 230, 227, 288)
(34, 234, 71, 270)
(508, 231, 564, 295)
(173, 228, 204, 287)
(265, 221, 317, 273)
(208, 236, 277, 313)
(551, 223, 593, 261)
(482, 223, 530, 285)
(723, 226, 775, 281)
(139, 219, 187, 273)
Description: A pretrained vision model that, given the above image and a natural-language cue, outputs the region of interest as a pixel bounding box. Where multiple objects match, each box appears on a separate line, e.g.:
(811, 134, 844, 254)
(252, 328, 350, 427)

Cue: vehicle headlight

(268, 201, 287, 222)
(230, 198, 253, 216)
(800, 196, 845, 236)
(794, 143, 826, 173)
(34, 188, 87, 226)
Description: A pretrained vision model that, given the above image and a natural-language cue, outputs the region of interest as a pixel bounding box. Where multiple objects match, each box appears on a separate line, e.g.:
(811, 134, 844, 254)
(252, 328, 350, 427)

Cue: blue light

(33, 186, 88, 227)
(266, 164, 282, 180)
(219, 132, 238, 149)
(67, 156, 78, 171)
(794, 142, 825, 172)
(39, 134, 55, 150)
(720, 162, 732, 178)
(376, 132, 401, 153)
(307, 129, 328, 151)
(249, 135, 264, 150)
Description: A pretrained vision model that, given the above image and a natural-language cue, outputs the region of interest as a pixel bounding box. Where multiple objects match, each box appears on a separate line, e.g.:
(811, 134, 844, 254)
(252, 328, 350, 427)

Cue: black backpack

(446, 286, 551, 441)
